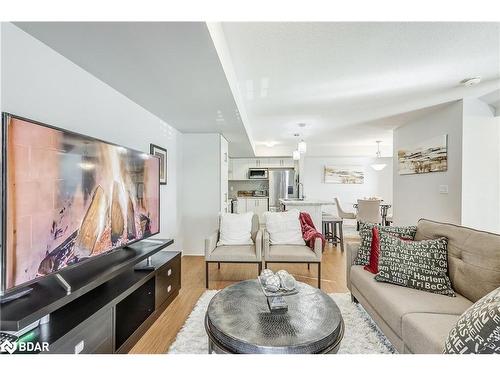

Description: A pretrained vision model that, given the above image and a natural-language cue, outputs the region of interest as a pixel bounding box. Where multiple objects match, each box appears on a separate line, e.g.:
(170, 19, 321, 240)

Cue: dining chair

(356, 199, 382, 227)
(334, 197, 356, 220)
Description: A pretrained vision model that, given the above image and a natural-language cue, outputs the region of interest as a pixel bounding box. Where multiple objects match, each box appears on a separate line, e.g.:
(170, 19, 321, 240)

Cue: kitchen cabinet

(236, 197, 268, 221)
(248, 159, 265, 168)
(231, 158, 249, 180)
(264, 158, 294, 168)
(236, 198, 248, 214)
(220, 137, 229, 213)
(229, 158, 296, 180)
(280, 158, 295, 168)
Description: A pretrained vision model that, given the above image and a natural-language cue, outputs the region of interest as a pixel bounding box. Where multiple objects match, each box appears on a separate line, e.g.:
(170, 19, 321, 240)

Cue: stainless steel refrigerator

(268, 168, 297, 212)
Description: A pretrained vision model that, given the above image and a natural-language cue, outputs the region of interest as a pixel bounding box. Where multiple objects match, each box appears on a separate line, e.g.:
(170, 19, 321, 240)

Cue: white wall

(0, 23, 184, 251)
(462, 98, 500, 233)
(181, 134, 221, 255)
(393, 101, 463, 226)
(301, 156, 393, 222)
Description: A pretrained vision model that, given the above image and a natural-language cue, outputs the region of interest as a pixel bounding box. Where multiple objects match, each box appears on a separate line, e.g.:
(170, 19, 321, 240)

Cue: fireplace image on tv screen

(2, 115, 160, 291)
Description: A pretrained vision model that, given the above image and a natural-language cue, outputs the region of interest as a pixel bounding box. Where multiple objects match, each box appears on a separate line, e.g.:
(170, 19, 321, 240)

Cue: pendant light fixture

(370, 141, 387, 171)
(296, 123, 307, 154)
(298, 139, 307, 154)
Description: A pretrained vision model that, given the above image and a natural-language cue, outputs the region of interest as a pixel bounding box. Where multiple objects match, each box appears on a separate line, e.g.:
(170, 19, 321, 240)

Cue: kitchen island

(279, 199, 335, 230)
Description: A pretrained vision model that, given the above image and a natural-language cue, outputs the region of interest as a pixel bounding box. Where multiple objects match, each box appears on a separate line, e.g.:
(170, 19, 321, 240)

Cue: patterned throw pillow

(363, 227, 381, 274)
(443, 286, 500, 353)
(375, 232, 455, 297)
(354, 223, 417, 266)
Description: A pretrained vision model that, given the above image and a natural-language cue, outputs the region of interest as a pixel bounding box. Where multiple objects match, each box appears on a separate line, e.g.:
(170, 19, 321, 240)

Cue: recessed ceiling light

(461, 77, 481, 87)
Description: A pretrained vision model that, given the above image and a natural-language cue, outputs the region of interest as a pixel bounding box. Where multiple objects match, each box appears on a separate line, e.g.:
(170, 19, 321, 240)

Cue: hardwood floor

(129, 243, 349, 354)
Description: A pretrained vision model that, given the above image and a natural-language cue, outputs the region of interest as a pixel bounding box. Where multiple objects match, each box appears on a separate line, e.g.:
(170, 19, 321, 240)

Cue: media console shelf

(0, 239, 181, 354)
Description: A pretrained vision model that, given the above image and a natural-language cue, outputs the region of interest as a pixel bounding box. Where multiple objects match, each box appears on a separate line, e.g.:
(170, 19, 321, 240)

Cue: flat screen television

(1, 113, 160, 294)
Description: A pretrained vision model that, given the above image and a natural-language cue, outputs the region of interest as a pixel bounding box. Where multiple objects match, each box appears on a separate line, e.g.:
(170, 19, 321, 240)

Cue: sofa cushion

(444, 286, 500, 354)
(264, 210, 305, 245)
(355, 223, 417, 266)
(267, 245, 317, 262)
(208, 245, 258, 262)
(350, 266, 472, 337)
(217, 212, 254, 246)
(375, 233, 455, 297)
(415, 219, 500, 302)
(402, 313, 460, 354)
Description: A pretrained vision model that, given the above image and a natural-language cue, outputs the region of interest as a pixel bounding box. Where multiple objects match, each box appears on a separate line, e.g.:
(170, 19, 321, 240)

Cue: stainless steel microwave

(248, 168, 268, 179)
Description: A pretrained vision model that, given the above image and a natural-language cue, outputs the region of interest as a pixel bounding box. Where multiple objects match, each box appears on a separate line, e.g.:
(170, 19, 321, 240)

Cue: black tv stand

(0, 238, 180, 354)
(54, 274, 72, 295)
(0, 287, 34, 305)
(134, 256, 156, 271)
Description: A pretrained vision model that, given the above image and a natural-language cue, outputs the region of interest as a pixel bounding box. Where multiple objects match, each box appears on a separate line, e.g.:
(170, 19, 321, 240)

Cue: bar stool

(322, 213, 344, 252)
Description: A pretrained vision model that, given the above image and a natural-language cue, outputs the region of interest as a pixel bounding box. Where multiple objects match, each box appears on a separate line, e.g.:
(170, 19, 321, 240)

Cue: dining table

(353, 202, 392, 226)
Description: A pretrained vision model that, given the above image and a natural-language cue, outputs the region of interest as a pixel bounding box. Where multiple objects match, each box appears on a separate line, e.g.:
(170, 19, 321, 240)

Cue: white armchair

(263, 230, 323, 288)
(204, 214, 263, 288)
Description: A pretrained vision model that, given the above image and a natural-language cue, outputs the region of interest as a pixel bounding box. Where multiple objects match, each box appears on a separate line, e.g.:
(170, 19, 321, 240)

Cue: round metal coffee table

(205, 280, 344, 354)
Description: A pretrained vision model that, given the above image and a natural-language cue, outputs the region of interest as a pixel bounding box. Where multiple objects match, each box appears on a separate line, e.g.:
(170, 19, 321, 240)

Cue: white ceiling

(14, 22, 255, 156)
(480, 89, 500, 111)
(220, 22, 500, 156)
(15, 22, 500, 158)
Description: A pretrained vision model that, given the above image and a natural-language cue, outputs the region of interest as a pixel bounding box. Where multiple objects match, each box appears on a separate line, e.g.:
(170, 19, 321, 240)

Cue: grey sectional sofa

(346, 218, 500, 353)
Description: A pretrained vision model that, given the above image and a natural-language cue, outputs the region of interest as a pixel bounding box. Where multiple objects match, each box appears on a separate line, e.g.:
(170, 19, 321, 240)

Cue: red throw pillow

(364, 227, 380, 274)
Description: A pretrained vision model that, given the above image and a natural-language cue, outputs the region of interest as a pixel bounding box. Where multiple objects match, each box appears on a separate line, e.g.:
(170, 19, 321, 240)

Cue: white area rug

(168, 291, 396, 354)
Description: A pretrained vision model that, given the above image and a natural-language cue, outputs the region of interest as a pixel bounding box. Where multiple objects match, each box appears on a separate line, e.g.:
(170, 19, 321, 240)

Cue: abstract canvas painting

(324, 166, 364, 184)
(398, 135, 448, 175)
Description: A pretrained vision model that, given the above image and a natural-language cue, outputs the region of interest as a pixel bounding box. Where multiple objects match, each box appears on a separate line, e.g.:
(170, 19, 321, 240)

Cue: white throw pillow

(264, 210, 305, 245)
(217, 212, 254, 246)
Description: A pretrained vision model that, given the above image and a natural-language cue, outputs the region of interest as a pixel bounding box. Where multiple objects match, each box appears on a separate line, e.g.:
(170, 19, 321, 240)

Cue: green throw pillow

(375, 232, 455, 297)
(354, 223, 417, 266)
(443, 286, 500, 353)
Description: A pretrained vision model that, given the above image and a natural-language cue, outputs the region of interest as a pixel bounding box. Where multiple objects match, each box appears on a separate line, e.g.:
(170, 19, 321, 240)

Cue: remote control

(267, 296, 288, 312)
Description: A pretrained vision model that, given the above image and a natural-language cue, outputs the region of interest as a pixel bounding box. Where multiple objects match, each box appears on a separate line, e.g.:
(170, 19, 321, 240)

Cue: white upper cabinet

(263, 158, 280, 168)
(231, 158, 249, 180)
(280, 158, 295, 168)
(229, 158, 295, 180)
(220, 136, 229, 213)
(259, 158, 294, 168)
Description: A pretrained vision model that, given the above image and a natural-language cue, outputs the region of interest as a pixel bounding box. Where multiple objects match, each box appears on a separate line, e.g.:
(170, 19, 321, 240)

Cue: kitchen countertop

(279, 199, 334, 206)
(233, 196, 269, 199)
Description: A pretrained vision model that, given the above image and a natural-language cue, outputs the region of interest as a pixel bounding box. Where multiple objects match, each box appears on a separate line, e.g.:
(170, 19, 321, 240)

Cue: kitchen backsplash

(229, 180, 269, 198)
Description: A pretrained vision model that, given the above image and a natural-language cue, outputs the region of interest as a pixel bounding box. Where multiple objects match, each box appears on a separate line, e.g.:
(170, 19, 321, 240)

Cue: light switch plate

(439, 185, 449, 194)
